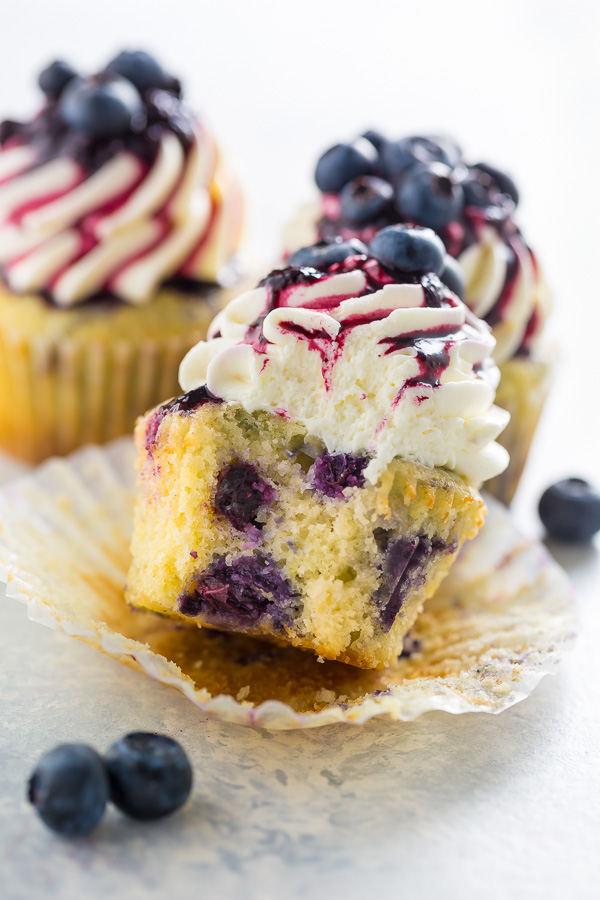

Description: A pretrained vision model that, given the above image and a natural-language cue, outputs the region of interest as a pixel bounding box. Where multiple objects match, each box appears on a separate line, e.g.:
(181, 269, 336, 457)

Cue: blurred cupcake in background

(285, 131, 552, 504)
(0, 50, 243, 462)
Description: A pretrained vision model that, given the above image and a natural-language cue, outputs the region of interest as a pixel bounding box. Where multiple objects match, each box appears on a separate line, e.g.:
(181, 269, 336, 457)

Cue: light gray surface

(1, 1, 600, 897)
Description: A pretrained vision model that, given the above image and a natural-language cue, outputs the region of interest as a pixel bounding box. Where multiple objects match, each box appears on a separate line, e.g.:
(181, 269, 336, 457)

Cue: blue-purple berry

(539, 478, 600, 542)
(370, 224, 445, 275)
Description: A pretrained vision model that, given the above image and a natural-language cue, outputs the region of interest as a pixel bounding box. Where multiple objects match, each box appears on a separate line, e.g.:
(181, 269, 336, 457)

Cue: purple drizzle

(311, 453, 369, 498)
(178, 554, 296, 630)
(215, 463, 276, 531)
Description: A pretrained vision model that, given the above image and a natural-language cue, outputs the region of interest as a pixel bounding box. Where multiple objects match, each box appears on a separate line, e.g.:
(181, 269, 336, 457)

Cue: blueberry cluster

(314, 131, 519, 235)
(27, 732, 193, 837)
(288, 224, 465, 299)
(0, 50, 191, 172)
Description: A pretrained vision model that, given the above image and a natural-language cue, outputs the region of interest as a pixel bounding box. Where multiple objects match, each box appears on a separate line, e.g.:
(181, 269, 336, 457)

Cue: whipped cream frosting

(179, 255, 509, 485)
(0, 70, 242, 306)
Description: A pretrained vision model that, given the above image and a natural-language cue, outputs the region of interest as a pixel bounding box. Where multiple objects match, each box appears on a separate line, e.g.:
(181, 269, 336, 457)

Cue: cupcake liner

(487, 354, 553, 505)
(0, 439, 575, 730)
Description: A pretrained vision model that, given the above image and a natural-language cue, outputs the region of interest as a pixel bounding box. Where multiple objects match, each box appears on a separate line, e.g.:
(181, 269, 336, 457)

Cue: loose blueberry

(381, 135, 462, 178)
(370, 224, 445, 275)
(27, 744, 109, 837)
(105, 733, 192, 821)
(38, 60, 78, 99)
(59, 76, 144, 138)
(339, 176, 394, 224)
(288, 238, 369, 270)
(311, 453, 369, 498)
(215, 462, 275, 531)
(314, 139, 377, 193)
(538, 478, 600, 542)
(472, 162, 519, 206)
(439, 254, 465, 299)
(106, 50, 173, 94)
(397, 162, 465, 230)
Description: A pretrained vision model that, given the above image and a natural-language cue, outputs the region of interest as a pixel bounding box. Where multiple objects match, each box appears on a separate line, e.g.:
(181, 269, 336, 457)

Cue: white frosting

(0, 125, 242, 305)
(180, 267, 510, 485)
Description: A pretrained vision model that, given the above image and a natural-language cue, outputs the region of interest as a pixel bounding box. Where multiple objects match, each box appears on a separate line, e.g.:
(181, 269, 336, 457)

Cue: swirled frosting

(0, 56, 242, 306)
(179, 248, 509, 484)
(285, 132, 550, 365)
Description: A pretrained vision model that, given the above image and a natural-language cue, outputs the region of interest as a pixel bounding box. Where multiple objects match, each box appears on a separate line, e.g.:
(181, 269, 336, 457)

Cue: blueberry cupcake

(285, 132, 552, 504)
(0, 51, 243, 462)
(126, 227, 509, 669)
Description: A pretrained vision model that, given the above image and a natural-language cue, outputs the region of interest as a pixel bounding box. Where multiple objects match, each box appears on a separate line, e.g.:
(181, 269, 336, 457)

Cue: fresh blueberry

(59, 75, 144, 139)
(361, 129, 387, 153)
(27, 744, 108, 837)
(215, 462, 275, 531)
(370, 225, 445, 275)
(339, 176, 394, 224)
(381, 135, 462, 178)
(105, 733, 192, 821)
(439, 254, 465, 299)
(314, 139, 377, 193)
(397, 162, 464, 230)
(462, 174, 491, 208)
(288, 238, 369, 270)
(472, 162, 519, 206)
(38, 60, 78, 99)
(539, 478, 600, 542)
(106, 49, 173, 94)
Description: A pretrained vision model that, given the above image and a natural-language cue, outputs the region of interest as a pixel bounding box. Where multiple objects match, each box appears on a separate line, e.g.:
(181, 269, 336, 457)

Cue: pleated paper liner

(0, 439, 576, 730)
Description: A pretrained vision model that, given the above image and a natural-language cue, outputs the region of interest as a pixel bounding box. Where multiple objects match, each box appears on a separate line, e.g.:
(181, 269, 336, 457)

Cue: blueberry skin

(439, 254, 465, 299)
(381, 135, 462, 178)
(539, 478, 600, 542)
(462, 175, 491, 209)
(27, 744, 109, 837)
(473, 162, 519, 206)
(59, 76, 144, 139)
(361, 129, 387, 153)
(106, 50, 172, 94)
(339, 176, 394, 224)
(105, 733, 192, 820)
(38, 60, 77, 99)
(314, 140, 377, 193)
(370, 225, 445, 275)
(396, 162, 465, 230)
(288, 238, 369, 270)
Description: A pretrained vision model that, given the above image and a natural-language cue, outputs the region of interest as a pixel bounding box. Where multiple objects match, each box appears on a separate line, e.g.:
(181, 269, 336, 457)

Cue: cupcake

(0, 51, 243, 462)
(285, 131, 552, 504)
(126, 227, 509, 669)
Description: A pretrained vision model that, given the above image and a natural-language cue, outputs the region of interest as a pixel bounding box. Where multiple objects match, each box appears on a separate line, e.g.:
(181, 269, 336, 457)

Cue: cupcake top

(286, 131, 551, 364)
(180, 226, 510, 485)
(0, 51, 242, 307)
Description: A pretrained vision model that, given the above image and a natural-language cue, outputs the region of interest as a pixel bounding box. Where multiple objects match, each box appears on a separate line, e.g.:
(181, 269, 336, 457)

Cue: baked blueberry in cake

(285, 131, 553, 503)
(126, 225, 509, 669)
(0, 51, 243, 461)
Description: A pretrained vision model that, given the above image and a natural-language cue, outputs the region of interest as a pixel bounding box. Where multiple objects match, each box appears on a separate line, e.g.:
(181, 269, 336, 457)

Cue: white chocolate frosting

(179, 255, 510, 485)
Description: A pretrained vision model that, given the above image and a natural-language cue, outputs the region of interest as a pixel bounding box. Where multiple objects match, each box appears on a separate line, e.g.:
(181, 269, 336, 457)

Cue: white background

(1, 2, 599, 898)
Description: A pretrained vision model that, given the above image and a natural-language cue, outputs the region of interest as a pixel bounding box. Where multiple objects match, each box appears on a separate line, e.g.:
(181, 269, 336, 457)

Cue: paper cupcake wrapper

(0, 440, 575, 730)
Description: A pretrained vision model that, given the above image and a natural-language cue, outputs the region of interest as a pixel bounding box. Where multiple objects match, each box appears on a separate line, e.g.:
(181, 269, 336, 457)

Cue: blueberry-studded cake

(126, 226, 509, 669)
(0, 51, 243, 461)
(285, 131, 552, 503)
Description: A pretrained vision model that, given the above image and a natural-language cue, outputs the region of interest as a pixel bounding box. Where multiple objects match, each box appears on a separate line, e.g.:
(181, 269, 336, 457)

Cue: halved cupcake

(285, 131, 552, 503)
(0, 51, 243, 462)
(126, 227, 509, 669)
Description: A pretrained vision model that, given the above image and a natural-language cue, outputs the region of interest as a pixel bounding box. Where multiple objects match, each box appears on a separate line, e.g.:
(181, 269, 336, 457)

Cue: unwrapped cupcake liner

(0, 439, 576, 730)
(487, 354, 553, 505)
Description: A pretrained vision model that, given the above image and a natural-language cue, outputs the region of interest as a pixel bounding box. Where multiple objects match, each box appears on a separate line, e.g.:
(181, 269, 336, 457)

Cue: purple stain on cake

(144, 385, 222, 455)
(372, 530, 450, 631)
(178, 554, 297, 630)
(311, 453, 369, 498)
(399, 634, 423, 659)
(215, 463, 276, 532)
